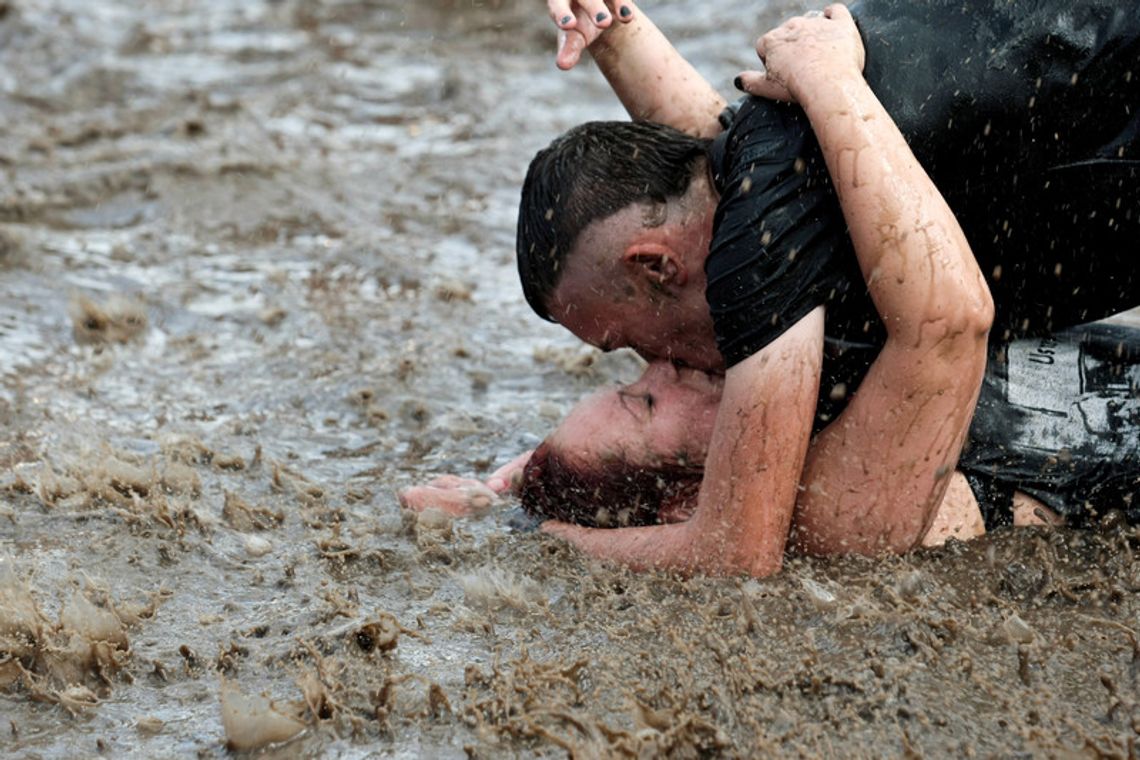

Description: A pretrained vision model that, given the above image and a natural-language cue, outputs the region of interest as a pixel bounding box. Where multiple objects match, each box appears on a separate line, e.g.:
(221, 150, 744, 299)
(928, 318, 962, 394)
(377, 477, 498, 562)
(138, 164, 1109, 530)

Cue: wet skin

(402, 359, 994, 546)
(545, 360, 722, 473)
(545, 193, 723, 372)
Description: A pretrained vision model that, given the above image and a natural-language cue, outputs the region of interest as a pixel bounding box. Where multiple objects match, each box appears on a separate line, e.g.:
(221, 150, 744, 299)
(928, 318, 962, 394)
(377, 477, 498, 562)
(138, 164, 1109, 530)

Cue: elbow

(938, 257, 995, 344)
(933, 285, 993, 355)
(971, 261, 995, 334)
(938, 237, 995, 342)
(898, 268, 993, 357)
(954, 239, 995, 341)
(925, 275, 994, 370)
(963, 276, 995, 342)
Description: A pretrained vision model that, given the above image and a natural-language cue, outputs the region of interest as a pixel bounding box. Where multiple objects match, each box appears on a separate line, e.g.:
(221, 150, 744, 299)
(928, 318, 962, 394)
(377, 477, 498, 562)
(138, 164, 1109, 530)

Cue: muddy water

(1, 0, 1137, 757)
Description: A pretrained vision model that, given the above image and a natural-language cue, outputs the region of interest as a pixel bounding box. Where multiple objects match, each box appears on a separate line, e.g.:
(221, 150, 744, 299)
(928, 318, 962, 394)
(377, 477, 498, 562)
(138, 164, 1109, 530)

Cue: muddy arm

(740, 6, 994, 554)
(548, 0, 726, 138)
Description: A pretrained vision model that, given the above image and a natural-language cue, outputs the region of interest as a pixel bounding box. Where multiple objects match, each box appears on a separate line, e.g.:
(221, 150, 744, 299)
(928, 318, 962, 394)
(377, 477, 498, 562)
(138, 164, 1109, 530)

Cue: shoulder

(704, 96, 851, 368)
(714, 98, 812, 175)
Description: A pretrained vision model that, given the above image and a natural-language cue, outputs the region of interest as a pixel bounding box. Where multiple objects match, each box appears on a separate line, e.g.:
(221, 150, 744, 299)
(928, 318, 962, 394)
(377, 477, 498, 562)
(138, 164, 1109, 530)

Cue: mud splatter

(1, 0, 1138, 757)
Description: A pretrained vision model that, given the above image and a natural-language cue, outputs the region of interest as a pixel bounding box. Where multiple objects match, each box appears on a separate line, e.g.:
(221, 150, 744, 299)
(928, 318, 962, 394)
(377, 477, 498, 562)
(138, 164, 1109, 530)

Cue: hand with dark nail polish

(548, 0, 633, 71)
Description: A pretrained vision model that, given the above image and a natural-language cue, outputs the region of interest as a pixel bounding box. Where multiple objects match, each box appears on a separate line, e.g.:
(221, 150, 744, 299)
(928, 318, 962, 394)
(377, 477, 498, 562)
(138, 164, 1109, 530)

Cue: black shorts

(960, 322, 1140, 528)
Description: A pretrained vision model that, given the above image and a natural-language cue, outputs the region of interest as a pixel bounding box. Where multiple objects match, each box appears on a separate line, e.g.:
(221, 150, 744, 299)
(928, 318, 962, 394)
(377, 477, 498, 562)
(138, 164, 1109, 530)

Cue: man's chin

(634, 344, 724, 374)
(671, 354, 725, 375)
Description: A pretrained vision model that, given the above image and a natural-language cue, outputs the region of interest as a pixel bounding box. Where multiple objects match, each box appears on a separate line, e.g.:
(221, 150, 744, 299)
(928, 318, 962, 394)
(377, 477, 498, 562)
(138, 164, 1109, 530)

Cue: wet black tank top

(963, 322, 1140, 528)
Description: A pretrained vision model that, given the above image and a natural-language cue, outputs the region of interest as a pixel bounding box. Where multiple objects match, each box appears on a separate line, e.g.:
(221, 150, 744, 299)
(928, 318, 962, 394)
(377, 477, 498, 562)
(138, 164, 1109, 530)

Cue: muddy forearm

(542, 519, 703, 573)
(797, 73, 993, 345)
(790, 74, 992, 555)
(686, 308, 825, 577)
(589, 11, 726, 138)
(794, 340, 987, 555)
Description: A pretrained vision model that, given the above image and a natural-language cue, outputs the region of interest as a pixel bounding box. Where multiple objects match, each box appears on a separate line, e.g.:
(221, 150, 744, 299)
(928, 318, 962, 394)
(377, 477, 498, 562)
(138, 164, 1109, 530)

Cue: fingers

(799, 4, 850, 22)
(548, 0, 614, 30)
(823, 3, 852, 22)
(823, 3, 864, 70)
(397, 480, 499, 517)
(548, 1, 634, 70)
(579, 0, 613, 28)
(735, 70, 795, 103)
(398, 485, 461, 513)
(556, 28, 589, 70)
(755, 28, 775, 65)
(615, 0, 637, 23)
(425, 474, 465, 488)
(487, 450, 534, 494)
(548, 0, 577, 29)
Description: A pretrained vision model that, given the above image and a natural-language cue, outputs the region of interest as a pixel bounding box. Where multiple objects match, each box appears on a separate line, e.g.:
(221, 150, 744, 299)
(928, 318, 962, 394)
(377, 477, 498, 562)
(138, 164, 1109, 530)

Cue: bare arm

(740, 5, 994, 554)
(548, 0, 726, 138)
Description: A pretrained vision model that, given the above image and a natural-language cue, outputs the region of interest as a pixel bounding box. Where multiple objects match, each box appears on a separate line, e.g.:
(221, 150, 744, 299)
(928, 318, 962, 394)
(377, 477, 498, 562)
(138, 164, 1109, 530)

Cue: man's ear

(622, 243, 688, 288)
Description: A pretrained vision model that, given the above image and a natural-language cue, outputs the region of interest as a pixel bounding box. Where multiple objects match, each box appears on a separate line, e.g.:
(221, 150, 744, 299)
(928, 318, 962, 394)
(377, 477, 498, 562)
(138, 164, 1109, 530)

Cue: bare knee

(922, 472, 986, 547)
(1011, 491, 1065, 527)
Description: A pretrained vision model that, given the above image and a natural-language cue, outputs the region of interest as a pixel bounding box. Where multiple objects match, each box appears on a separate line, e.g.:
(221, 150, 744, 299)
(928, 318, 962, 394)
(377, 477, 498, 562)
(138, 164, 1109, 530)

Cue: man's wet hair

(516, 121, 711, 321)
(519, 441, 701, 528)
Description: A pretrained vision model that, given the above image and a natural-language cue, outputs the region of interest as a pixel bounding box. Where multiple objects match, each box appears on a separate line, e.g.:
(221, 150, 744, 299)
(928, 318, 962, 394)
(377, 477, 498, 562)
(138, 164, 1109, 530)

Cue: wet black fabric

(706, 0, 1140, 377)
(962, 323, 1140, 528)
(706, 100, 874, 379)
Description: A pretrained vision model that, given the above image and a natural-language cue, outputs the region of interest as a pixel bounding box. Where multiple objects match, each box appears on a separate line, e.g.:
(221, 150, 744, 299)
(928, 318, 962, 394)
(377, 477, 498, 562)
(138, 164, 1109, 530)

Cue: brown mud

(1, 0, 1138, 757)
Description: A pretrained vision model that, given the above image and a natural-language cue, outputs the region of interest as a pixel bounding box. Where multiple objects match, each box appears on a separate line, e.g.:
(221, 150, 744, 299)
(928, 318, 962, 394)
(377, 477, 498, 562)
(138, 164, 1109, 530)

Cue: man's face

(546, 214, 723, 371)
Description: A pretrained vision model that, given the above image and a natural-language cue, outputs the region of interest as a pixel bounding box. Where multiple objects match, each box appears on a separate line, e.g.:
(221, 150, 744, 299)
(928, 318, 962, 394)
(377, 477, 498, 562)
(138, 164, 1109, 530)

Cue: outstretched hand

(736, 3, 864, 103)
(484, 449, 534, 494)
(396, 450, 533, 517)
(397, 475, 500, 517)
(548, 0, 639, 70)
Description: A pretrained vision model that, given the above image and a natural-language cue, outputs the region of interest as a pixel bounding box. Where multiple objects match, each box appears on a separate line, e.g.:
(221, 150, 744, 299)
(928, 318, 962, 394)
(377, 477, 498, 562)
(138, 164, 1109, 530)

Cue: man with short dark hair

(511, 0, 1139, 575)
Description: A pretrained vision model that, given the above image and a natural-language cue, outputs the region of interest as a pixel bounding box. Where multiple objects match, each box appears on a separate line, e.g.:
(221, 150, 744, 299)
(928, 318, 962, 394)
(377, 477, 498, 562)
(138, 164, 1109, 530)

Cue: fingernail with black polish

(733, 75, 744, 91)
(561, 15, 572, 25)
(595, 11, 608, 22)
(619, 5, 631, 18)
